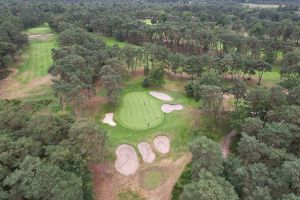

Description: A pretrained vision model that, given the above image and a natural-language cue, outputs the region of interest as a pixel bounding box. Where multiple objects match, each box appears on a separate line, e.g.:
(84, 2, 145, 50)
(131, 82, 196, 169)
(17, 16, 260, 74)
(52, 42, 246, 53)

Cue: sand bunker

(138, 142, 156, 163)
(149, 91, 172, 101)
(115, 144, 139, 176)
(153, 135, 170, 154)
(161, 104, 183, 113)
(102, 113, 116, 126)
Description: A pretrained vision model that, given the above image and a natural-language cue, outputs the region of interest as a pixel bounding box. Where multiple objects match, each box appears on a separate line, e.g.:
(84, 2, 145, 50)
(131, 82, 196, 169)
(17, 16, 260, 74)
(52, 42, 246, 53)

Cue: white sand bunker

(102, 113, 116, 126)
(115, 144, 139, 176)
(161, 104, 183, 113)
(149, 91, 172, 101)
(138, 142, 156, 163)
(153, 135, 170, 154)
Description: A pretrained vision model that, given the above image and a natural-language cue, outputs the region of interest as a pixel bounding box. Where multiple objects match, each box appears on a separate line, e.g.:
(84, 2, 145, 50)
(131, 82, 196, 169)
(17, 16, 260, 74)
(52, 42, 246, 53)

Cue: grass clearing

(116, 92, 164, 130)
(98, 35, 140, 48)
(14, 24, 56, 83)
(140, 168, 166, 190)
(141, 19, 153, 25)
(118, 190, 145, 200)
(25, 23, 53, 35)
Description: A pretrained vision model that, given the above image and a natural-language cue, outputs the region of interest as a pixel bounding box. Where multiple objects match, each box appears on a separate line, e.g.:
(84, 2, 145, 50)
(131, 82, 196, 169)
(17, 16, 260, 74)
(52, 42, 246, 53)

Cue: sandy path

(221, 130, 237, 158)
(91, 153, 192, 200)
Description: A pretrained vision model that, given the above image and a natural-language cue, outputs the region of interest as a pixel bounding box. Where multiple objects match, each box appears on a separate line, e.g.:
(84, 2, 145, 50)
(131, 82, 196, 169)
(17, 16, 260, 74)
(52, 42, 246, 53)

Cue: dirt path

(91, 153, 192, 200)
(221, 130, 237, 158)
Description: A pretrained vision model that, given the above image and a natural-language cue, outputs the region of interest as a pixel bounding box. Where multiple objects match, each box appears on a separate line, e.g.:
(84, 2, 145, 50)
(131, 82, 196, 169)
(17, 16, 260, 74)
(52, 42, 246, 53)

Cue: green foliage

(171, 163, 192, 200)
(182, 171, 238, 200)
(0, 101, 106, 200)
(189, 136, 223, 178)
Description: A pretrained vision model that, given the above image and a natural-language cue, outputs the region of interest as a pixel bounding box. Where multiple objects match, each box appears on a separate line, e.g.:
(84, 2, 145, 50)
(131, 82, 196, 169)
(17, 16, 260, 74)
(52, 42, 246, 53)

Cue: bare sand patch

(161, 104, 183, 113)
(28, 33, 54, 41)
(138, 142, 156, 163)
(149, 91, 172, 101)
(153, 136, 170, 154)
(102, 113, 117, 126)
(115, 144, 139, 176)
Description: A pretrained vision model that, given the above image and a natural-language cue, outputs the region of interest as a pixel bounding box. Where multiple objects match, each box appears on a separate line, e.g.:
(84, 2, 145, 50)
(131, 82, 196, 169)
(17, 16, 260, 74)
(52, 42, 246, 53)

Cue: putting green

(116, 92, 164, 130)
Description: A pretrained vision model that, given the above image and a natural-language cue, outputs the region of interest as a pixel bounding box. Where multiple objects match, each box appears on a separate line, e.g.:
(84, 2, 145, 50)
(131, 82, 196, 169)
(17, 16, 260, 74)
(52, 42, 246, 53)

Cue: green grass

(98, 35, 140, 48)
(116, 92, 164, 130)
(26, 23, 53, 35)
(118, 191, 145, 200)
(15, 26, 56, 83)
(98, 77, 199, 159)
(140, 168, 166, 190)
(254, 64, 281, 86)
(142, 19, 153, 25)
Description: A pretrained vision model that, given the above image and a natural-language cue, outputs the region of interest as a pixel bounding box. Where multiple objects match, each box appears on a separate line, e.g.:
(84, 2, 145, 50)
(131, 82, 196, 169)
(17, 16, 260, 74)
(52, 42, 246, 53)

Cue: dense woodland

(0, 0, 300, 199)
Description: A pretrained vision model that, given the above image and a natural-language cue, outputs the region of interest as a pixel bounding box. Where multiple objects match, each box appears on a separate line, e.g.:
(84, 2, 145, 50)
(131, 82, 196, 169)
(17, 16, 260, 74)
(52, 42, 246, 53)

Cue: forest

(0, 0, 299, 199)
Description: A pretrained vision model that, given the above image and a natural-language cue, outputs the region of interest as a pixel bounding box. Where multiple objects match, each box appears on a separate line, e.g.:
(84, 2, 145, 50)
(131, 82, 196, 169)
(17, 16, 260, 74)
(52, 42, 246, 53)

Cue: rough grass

(98, 35, 140, 48)
(140, 168, 166, 190)
(25, 23, 53, 35)
(142, 19, 152, 25)
(118, 191, 145, 200)
(116, 92, 164, 130)
(14, 24, 56, 83)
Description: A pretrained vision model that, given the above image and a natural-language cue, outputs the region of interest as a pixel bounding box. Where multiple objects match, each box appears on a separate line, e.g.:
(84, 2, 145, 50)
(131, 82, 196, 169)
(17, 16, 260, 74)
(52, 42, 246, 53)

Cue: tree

(254, 60, 272, 85)
(195, 85, 223, 122)
(189, 136, 223, 178)
(182, 171, 238, 200)
(4, 156, 83, 200)
(100, 65, 121, 105)
(67, 120, 107, 163)
(288, 86, 300, 105)
(232, 79, 247, 108)
(242, 117, 264, 136)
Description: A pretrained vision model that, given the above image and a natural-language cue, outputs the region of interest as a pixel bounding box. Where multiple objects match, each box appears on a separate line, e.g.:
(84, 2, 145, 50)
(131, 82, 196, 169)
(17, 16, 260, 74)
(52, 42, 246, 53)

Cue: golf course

(1, 1, 300, 200)
(116, 92, 165, 130)
(15, 24, 57, 83)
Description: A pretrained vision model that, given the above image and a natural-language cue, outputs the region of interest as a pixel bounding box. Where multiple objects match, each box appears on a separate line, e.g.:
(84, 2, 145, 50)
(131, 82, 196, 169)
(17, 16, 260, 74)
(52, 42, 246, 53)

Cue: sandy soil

(149, 91, 172, 101)
(161, 104, 183, 113)
(0, 68, 53, 99)
(138, 142, 156, 163)
(28, 33, 54, 41)
(221, 130, 237, 158)
(115, 144, 139, 176)
(153, 136, 170, 154)
(102, 113, 117, 126)
(91, 153, 192, 200)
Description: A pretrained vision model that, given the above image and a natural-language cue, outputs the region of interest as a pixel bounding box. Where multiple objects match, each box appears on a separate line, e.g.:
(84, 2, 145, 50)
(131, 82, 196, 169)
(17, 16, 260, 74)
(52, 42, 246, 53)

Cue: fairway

(117, 92, 164, 130)
(15, 24, 56, 83)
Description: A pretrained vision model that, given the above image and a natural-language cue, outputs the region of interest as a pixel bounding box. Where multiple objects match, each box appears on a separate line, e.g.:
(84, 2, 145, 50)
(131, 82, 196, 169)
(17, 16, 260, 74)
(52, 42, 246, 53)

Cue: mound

(153, 135, 170, 154)
(140, 168, 166, 190)
(138, 142, 156, 163)
(161, 104, 183, 113)
(102, 113, 116, 126)
(149, 91, 172, 101)
(115, 144, 139, 176)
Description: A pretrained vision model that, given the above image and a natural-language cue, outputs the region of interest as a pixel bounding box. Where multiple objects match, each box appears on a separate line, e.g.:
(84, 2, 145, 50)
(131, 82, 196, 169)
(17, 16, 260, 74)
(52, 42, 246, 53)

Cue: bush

(142, 77, 150, 87)
(171, 163, 192, 200)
